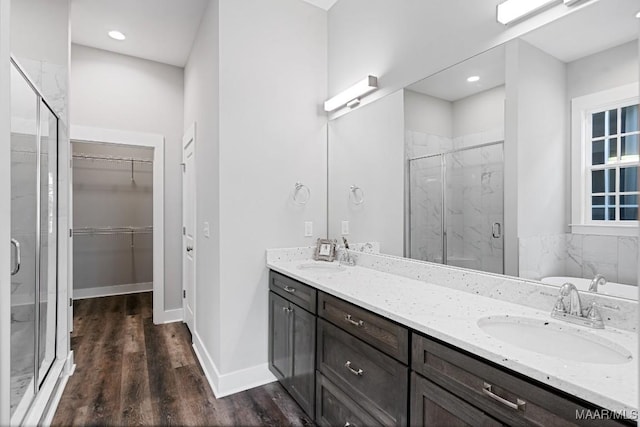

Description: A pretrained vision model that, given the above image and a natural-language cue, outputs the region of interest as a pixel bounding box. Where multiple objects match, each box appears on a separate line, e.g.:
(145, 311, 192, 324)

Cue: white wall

(568, 40, 638, 99)
(183, 0, 222, 372)
(329, 90, 405, 255)
(509, 40, 568, 241)
(452, 85, 505, 139)
(404, 90, 452, 137)
(70, 44, 184, 310)
(184, 0, 328, 392)
(217, 0, 327, 377)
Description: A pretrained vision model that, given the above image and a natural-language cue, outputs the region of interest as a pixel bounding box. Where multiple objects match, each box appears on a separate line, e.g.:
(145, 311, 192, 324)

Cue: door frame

(182, 123, 196, 332)
(69, 125, 166, 324)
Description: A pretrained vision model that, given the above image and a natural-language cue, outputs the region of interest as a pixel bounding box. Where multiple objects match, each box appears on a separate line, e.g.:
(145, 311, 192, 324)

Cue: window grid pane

(589, 102, 639, 223)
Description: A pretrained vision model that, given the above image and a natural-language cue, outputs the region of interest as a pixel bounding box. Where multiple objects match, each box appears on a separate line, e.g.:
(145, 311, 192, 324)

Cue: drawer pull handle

(282, 307, 292, 314)
(344, 314, 364, 327)
(482, 382, 526, 412)
(344, 361, 364, 376)
(283, 285, 296, 293)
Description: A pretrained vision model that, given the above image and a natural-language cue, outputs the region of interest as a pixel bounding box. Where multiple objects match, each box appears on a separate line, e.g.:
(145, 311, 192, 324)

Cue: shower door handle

(492, 222, 502, 239)
(11, 238, 21, 276)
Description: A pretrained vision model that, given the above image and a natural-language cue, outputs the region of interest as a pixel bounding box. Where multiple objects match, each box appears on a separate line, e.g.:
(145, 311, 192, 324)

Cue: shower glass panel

(408, 142, 504, 275)
(408, 155, 443, 264)
(445, 143, 504, 274)
(10, 64, 38, 418)
(10, 61, 59, 422)
(38, 100, 58, 384)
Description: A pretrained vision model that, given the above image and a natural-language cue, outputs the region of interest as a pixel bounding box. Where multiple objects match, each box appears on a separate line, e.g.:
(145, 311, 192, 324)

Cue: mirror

(327, 0, 639, 300)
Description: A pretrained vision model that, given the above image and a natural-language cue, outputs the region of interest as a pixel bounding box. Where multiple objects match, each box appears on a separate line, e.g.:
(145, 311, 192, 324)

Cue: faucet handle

(552, 296, 566, 314)
(586, 302, 605, 328)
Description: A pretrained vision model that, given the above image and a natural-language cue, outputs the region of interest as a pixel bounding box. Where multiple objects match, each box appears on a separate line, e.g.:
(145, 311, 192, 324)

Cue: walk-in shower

(10, 59, 59, 424)
(408, 141, 504, 274)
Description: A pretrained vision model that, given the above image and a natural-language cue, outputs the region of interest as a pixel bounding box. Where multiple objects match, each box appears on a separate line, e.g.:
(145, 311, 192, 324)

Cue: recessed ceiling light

(467, 76, 480, 83)
(108, 30, 126, 41)
(636, 10, 640, 18)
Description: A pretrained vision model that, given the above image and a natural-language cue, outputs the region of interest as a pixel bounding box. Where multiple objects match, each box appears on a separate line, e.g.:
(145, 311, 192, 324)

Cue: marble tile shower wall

(519, 233, 638, 285)
(406, 129, 504, 274)
(11, 134, 38, 310)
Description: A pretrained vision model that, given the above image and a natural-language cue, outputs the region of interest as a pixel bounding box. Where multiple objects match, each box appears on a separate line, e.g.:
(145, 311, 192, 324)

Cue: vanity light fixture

(324, 75, 378, 112)
(496, 0, 558, 25)
(467, 75, 480, 83)
(108, 30, 126, 41)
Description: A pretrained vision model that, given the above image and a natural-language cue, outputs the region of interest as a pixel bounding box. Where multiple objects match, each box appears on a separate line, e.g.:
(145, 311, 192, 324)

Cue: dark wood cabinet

(268, 272, 317, 419)
(317, 319, 408, 426)
(268, 270, 632, 427)
(411, 332, 633, 427)
(411, 372, 504, 427)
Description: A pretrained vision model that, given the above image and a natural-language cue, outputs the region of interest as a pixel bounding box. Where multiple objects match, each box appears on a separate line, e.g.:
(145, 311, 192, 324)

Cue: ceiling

(405, 0, 639, 102)
(71, 0, 338, 68)
(301, 0, 339, 11)
(407, 45, 506, 102)
(521, 0, 639, 62)
(71, 0, 209, 67)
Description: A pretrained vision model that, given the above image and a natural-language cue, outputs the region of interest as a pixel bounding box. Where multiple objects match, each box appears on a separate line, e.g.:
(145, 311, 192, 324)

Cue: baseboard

(156, 308, 184, 324)
(192, 330, 276, 399)
(73, 282, 153, 300)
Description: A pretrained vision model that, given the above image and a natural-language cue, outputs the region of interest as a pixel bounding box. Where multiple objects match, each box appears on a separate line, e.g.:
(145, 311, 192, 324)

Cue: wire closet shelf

(72, 226, 153, 236)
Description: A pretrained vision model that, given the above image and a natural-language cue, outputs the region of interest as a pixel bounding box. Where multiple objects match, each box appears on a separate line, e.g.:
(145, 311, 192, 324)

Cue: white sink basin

(297, 261, 345, 272)
(478, 315, 633, 365)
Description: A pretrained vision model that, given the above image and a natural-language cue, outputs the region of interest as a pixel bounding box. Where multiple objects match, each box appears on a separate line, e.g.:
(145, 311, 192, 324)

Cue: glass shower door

(445, 143, 504, 274)
(38, 100, 58, 385)
(10, 63, 38, 419)
(408, 155, 444, 263)
(10, 61, 58, 423)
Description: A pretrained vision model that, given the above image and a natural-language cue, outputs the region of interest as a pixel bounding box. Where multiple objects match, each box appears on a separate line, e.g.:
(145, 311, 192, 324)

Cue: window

(571, 83, 639, 235)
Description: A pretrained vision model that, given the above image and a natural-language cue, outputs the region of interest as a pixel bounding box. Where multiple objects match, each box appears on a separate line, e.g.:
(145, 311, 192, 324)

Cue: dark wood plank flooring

(52, 292, 314, 426)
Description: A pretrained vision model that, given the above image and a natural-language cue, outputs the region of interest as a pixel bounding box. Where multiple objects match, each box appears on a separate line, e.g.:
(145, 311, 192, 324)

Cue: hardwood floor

(52, 293, 314, 426)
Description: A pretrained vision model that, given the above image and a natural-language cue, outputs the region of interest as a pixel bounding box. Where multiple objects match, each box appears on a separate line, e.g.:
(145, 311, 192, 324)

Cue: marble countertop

(267, 258, 638, 414)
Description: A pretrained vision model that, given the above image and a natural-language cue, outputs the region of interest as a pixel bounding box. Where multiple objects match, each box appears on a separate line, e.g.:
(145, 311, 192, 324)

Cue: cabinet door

(289, 303, 316, 419)
(268, 292, 291, 382)
(411, 373, 504, 427)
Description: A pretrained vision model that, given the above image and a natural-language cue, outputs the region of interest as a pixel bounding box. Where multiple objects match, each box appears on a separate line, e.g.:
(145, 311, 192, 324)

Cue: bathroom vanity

(267, 249, 637, 426)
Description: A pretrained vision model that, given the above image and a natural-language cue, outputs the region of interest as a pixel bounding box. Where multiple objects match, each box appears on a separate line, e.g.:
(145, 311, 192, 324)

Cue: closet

(10, 60, 59, 424)
(71, 142, 153, 299)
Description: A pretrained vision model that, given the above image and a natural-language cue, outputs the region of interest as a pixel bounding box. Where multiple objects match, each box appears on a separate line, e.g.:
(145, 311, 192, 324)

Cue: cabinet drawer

(316, 372, 383, 427)
(412, 332, 632, 427)
(318, 292, 409, 363)
(317, 319, 408, 426)
(411, 372, 505, 427)
(269, 270, 317, 314)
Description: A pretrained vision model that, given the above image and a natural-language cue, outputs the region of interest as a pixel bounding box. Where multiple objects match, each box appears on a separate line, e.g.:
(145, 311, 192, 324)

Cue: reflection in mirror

(327, 0, 638, 300)
(514, 0, 638, 298)
(405, 45, 505, 275)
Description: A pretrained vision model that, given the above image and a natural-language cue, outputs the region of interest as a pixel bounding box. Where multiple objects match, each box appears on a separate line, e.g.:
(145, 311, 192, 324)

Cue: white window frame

(570, 83, 639, 236)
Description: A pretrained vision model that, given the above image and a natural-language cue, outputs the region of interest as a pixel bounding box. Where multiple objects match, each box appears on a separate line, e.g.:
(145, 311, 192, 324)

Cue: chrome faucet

(338, 237, 356, 266)
(589, 274, 606, 293)
(551, 282, 604, 329)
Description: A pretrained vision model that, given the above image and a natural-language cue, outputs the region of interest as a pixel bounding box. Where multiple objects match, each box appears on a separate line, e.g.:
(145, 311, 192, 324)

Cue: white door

(182, 124, 196, 332)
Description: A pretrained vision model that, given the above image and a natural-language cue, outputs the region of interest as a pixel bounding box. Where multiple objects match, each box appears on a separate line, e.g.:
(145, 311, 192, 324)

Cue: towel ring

(293, 182, 311, 205)
(350, 185, 365, 205)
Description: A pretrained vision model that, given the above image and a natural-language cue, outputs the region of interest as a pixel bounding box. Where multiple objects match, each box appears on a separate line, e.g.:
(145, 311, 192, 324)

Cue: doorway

(69, 126, 165, 324)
